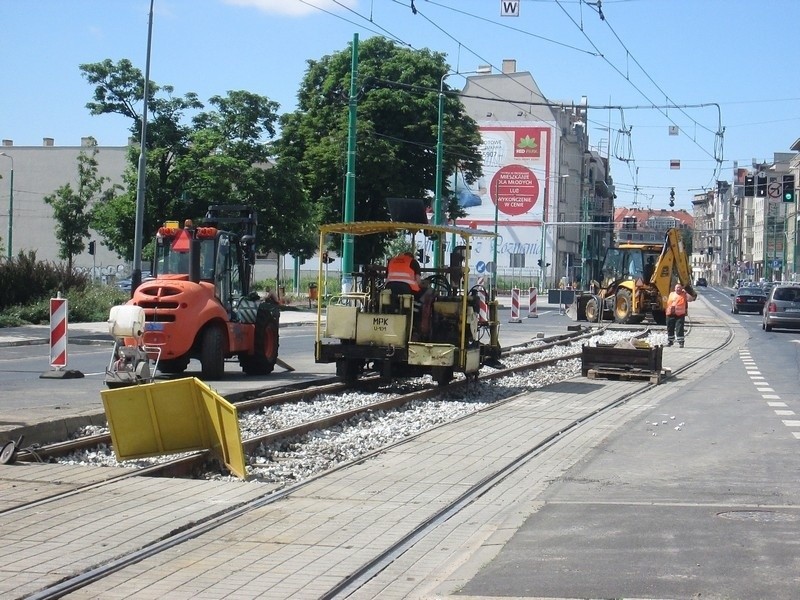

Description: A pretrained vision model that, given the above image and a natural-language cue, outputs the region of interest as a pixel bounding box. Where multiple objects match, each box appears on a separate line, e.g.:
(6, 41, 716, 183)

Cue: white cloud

(222, 0, 358, 17)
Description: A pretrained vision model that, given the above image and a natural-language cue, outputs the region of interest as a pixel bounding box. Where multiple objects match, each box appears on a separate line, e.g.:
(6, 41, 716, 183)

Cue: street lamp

(541, 174, 568, 289)
(0, 152, 13, 259)
(434, 70, 478, 267)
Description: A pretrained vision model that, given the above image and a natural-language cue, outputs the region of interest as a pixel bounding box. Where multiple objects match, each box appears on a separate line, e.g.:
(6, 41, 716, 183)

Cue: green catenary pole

(341, 33, 359, 293)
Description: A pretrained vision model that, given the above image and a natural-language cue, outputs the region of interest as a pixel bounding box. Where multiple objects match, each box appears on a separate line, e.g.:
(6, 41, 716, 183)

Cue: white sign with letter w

(501, 0, 520, 17)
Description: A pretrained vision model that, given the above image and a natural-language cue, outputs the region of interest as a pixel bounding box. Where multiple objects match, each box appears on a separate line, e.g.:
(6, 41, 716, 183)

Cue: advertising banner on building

(453, 123, 556, 271)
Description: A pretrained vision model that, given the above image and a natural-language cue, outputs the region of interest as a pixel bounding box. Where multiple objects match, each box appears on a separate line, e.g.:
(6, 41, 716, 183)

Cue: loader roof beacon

(569, 228, 696, 325)
(105, 205, 281, 388)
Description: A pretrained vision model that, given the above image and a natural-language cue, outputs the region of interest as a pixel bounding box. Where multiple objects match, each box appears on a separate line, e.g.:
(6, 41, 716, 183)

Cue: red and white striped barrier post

(527, 286, 538, 318)
(509, 287, 522, 323)
(41, 293, 84, 379)
(49, 294, 68, 370)
(476, 277, 489, 324)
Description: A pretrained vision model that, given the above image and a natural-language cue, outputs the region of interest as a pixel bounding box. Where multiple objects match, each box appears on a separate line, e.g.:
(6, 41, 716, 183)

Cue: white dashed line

(741, 356, 797, 440)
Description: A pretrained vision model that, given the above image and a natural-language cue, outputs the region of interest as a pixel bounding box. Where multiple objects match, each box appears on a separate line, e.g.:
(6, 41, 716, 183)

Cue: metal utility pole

(132, 0, 154, 295)
(341, 33, 359, 294)
(0, 152, 13, 258)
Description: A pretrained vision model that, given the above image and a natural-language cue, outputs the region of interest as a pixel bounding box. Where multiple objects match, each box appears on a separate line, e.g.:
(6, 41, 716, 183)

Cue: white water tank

(108, 305, 146, 338)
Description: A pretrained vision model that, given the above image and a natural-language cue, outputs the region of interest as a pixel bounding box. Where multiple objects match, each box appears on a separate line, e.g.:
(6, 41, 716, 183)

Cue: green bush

(0, 252, 127, 326)
(0, 251, 91, 309)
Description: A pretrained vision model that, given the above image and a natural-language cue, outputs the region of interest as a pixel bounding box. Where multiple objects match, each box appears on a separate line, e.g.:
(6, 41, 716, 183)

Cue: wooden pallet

(586, 367, 671, 384)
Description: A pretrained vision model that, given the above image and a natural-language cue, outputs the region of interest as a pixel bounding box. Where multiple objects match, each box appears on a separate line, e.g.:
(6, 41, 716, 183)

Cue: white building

(0, 137, 129, 282)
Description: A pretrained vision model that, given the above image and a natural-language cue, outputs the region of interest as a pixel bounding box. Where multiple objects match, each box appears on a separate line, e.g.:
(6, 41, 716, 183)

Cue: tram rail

(7, 319, 734, 600)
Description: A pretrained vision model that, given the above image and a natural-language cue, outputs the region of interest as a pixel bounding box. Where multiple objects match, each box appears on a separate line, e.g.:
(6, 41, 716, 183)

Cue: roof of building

(613, 207, 694, 229)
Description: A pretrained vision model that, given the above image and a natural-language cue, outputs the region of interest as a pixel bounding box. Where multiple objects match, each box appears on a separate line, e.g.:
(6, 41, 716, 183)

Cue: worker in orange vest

(665, 283, 696, 347)
(385, 252, 434, 339)
(385, 252, 422, 295)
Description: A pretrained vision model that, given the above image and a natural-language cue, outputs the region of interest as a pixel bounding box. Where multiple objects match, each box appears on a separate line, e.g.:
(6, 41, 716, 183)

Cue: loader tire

(584, 297, 601, 323)
(614, 289, 635, 324)
(243, 307, 279, 376)
(200, 325, 226, 380)
(157, 357, 190, 374)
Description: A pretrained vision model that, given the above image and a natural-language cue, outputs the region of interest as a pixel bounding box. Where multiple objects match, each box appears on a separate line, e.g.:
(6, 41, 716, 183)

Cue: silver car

(762, 284, 800, 331)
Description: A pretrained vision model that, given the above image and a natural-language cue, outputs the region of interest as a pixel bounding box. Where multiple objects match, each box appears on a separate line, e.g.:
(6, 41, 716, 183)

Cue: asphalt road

(0, 304, 577, 437)
(461, 285, 800, 599)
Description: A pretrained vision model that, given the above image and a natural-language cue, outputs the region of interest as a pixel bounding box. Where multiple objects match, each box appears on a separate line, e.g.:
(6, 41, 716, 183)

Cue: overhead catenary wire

(289, 0, 729, 204)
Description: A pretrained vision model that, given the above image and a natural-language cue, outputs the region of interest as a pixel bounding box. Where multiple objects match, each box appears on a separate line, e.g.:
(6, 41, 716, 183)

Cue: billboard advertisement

(451, 124, 556, 271)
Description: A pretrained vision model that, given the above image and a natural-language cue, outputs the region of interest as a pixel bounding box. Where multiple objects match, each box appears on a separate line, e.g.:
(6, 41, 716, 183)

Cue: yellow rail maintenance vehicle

(314, 220, 501, 386)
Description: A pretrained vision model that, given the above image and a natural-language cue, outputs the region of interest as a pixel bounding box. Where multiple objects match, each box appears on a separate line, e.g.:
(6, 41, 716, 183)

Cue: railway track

(5, 325, 608, 509)
(10, 328, 608, 468)
(6, 320, 734, 600)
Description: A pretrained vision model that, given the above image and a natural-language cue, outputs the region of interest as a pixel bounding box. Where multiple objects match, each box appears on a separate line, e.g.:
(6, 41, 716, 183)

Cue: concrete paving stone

(0, 297, 753, 598)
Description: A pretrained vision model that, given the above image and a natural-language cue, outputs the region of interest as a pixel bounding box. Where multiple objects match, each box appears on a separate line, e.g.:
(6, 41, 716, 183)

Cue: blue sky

(2, 0, 799, 212)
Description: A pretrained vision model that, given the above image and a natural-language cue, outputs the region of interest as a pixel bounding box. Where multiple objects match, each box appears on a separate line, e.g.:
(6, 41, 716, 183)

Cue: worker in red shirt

(665, 283, 696, 347)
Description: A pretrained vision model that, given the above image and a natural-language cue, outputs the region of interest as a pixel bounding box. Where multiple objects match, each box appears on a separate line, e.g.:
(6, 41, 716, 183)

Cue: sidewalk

(0, 307, 321, 348)
(0, 293, 544, 348)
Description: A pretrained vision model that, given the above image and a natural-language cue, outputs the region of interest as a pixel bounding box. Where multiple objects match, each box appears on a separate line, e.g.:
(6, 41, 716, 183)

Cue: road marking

(741, 356, 798, 440)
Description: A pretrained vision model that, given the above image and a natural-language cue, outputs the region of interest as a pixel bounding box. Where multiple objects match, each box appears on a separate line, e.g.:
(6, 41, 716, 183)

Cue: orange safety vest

(386, 254, 420, 292)
(666, 291, 688, 317)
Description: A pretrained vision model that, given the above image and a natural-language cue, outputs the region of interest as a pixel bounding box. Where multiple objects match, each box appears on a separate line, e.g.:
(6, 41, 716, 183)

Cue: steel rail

(319, 327, 735, 599)
(22, 323, 707, 600)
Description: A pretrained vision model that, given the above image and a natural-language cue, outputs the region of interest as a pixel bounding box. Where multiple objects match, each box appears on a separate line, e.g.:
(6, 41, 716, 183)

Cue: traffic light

(537, 259, 542, 267)
(416, 249, 430, 264)
(744, 175, 755, 197)
(669, 188, 675, 207)
(783, 174, 795, 203)
(756, 173, 767, 197)
(88, 241, 96, 255)
(322, 251, 334, 264)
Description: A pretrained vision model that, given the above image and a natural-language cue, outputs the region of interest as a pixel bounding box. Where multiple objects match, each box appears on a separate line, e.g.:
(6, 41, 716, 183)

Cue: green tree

(80, 61, 316, 260)
(43, 139, 116, 271)
(276, 37, 483, 263)
(81, 59, 202, 259)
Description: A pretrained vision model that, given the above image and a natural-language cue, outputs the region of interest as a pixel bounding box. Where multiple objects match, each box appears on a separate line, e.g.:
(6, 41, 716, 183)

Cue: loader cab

(153, 221, 248, 315)
(600, 247, 660, 285)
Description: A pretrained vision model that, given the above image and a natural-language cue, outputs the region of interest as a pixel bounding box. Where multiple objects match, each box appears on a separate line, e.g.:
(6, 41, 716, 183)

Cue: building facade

(457, 59, 614, 289)
(0, 137, 129, 281)
(692, 151, 799, 286)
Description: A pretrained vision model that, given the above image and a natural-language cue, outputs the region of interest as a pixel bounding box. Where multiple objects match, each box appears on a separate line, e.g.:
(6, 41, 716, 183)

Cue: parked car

(695, 277, 708, 287)
(116, 271, 151, 293)
(762, 284, 800, 331)
(731, 286, 766, 314)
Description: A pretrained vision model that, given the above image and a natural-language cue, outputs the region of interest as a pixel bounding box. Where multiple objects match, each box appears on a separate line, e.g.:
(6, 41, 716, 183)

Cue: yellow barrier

(101, 377, 247, 479)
